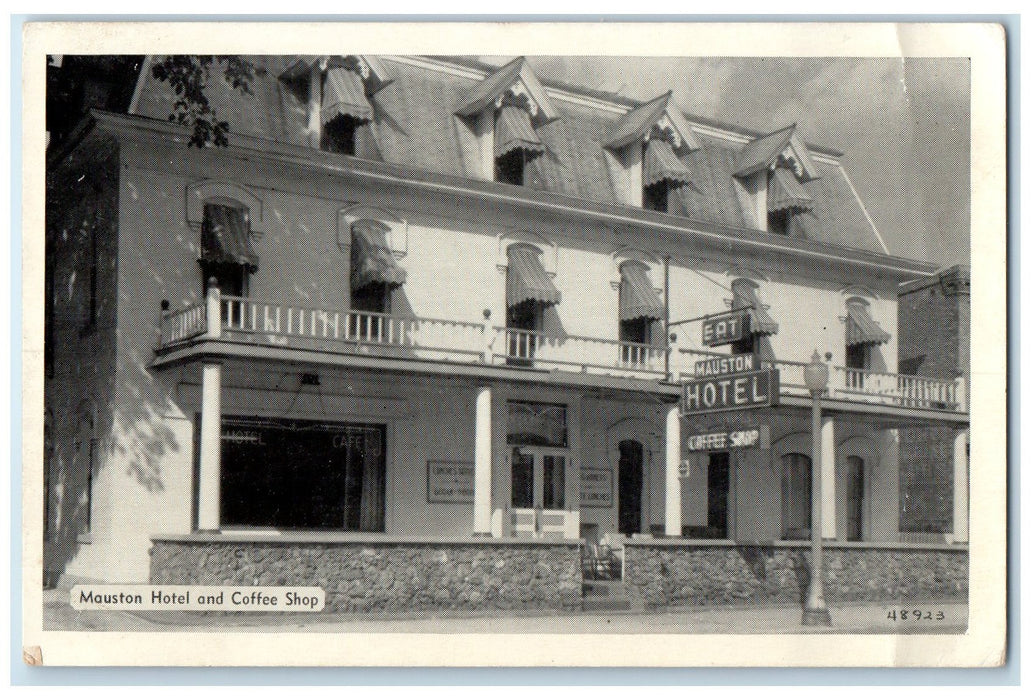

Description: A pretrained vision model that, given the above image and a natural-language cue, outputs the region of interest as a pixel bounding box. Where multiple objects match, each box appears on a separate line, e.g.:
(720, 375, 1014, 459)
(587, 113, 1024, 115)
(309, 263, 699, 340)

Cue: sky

(484, 56, 970, 268)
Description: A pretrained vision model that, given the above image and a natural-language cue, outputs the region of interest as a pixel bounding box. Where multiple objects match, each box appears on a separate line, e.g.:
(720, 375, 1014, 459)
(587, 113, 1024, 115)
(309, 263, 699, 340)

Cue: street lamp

(802, 350, 832, 626)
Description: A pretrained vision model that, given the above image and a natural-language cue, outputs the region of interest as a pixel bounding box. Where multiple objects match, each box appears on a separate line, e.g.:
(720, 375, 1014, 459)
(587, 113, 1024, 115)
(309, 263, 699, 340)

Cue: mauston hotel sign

(682, 308, 780, 415)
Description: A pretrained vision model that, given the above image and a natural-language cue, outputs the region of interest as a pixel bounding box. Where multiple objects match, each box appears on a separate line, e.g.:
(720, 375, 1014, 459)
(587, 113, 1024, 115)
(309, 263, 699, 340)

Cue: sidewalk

(42, 588, 967, 635)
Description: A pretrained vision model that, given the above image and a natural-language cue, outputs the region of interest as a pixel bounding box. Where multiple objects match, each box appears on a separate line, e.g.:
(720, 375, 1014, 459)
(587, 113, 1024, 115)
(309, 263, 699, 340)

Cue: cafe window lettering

(220, 418, 386, 531)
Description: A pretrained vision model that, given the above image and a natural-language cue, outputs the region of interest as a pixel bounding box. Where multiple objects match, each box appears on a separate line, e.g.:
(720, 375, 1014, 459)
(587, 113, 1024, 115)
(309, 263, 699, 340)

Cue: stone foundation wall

(151, 537, 583, 613)
(623, 542, 968, 609)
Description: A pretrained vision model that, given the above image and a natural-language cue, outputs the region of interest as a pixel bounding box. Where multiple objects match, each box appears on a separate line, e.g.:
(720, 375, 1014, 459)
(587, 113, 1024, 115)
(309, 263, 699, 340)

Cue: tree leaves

(151, 56, 255, 148)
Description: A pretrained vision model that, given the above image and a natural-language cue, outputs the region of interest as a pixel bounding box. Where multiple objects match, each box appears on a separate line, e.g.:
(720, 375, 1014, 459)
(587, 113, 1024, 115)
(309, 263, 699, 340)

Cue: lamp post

(802, 350, 832, 626)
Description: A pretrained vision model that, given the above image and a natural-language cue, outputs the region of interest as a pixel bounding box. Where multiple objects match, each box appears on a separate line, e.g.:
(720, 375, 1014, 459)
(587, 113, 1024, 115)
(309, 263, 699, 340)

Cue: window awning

(768, 167, 814, 213)
(350, 219, 407, 290)
(201, 204, 259, 271)
(846, 301, 891, 346)
(507, 245, 561, 307)
(321, 67, 373, 125)
(643, 138, 691, 188)
(619, 262, 665, 321)
(495, 105, 545, 159)
(731, 279, 779, 336)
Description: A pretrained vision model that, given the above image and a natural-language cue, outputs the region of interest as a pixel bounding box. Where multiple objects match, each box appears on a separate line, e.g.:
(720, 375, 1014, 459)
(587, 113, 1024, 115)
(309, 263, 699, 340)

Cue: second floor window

(505, 244, 561, 364)
(199, 202, 258, 299)
(349, 219, 407, 339)
(618, 260, 666, 364)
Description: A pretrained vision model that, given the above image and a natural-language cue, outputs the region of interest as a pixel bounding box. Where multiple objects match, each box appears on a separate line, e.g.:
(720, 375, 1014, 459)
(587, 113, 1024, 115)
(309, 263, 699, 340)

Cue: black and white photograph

(21, 21, 1007, 668)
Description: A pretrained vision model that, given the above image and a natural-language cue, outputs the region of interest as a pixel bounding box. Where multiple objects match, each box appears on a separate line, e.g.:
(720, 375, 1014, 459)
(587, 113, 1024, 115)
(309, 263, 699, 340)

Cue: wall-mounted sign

(681, 369, 780, 415)
(427, 460, 474, 504)
(579, 468, 613, 508)
(686, 425, 770, 452)
(694, 352, 755, 378)
(702, 310, 751, 347)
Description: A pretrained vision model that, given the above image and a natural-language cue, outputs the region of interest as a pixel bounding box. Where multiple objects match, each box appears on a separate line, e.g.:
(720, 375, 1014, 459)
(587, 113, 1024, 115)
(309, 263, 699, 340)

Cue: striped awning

(768, 167, 813, 213)
(495, 105, 545, 159)
(619, 262, 665, 321)
(507, 245, 561, 307)
(731, 279, 779, 336)
(201, 204, 258, 271)
(847, 301, 891, 346)
(321, 67, 373, 125)
(350, 219, 407, 290)
(643, 137, 691, 188)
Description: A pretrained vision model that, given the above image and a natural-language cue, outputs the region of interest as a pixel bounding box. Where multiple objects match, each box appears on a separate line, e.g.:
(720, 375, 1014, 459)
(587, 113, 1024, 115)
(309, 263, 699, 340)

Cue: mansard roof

(128, 55, 884, 255)
(735, 124, 821, 181)
(604, 91, 701, 152)
(453, 56, 560, 125)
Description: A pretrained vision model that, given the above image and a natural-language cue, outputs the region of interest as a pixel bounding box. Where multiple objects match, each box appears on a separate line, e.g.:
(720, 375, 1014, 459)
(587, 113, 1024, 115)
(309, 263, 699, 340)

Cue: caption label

(71, 585, 325, 611)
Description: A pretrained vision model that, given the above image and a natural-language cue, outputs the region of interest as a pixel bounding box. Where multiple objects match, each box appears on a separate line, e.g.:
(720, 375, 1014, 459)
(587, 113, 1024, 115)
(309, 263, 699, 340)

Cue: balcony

(157, 293, 966, 413)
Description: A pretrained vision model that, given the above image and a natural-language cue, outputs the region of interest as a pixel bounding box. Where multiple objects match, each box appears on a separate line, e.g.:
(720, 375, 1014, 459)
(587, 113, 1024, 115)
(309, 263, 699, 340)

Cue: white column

(473, 386, 493, 535)
(821, 416, 836, 540)
(197, 361, 222, 531)
(953, 429, 969, 543)
(665, 404, 682, 536)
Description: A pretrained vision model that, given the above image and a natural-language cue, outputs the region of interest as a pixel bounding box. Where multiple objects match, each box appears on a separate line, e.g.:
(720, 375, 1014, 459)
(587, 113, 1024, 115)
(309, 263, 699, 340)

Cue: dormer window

(766, 162, 814, 235)
(604, 92, 699, 210)
(641, 129, 691, 212)
(494, 102, 545, 185)
(280, 55, 392, 157)
(455, 57, 559, 184)
(735, 124, 820, 233)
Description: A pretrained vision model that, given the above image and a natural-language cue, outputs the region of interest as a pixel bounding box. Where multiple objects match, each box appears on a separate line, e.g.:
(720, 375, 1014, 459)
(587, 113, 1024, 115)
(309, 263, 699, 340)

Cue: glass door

(511, 446, 567, 510)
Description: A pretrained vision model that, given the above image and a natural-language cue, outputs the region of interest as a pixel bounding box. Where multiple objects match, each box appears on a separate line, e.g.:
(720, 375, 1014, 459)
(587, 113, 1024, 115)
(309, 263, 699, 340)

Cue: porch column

(952, 428, 969, 543)
(473, 386, 492, 535)
(665, 404, 682, 536)
(197, 361, 222, 531)
(821, 416, 836, 540)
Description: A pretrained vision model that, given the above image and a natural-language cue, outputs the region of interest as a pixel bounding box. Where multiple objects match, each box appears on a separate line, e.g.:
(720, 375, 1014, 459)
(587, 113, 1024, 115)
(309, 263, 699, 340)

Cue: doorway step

(582, 580, 631, 612)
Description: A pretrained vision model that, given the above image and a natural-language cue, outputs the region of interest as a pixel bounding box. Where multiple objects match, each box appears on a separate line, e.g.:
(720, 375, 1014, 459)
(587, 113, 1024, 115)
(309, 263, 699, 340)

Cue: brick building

(898, 265, 971, 538)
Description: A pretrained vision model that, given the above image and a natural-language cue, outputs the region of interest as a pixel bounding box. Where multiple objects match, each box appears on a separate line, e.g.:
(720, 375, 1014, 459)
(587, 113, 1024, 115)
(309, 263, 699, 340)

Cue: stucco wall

(52, 130, 912, 584)
(45, 143, 121, 583)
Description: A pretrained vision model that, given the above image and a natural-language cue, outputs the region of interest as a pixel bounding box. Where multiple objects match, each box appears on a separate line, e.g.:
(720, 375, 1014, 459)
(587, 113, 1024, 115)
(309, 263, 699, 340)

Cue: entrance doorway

(707, 452, 730, 538)
(618, 439, 644, 536)
(846, 456, 866, 541)
(510, 446, 567, 510)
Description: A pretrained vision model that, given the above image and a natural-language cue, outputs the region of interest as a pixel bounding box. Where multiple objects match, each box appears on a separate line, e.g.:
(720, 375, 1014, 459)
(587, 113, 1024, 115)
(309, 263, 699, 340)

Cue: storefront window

(220, 418, 386, 531)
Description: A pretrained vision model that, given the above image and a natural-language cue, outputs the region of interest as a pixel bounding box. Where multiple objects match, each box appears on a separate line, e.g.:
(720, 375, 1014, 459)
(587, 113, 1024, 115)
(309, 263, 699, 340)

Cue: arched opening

(846, 455, 866, 541)
(781, 452, 812, 540)
(618, 439, 644, 536)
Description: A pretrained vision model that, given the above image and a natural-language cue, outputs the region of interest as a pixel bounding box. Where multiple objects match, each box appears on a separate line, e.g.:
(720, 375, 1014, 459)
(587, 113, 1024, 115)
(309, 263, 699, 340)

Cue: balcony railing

(157, 291, 966, 412)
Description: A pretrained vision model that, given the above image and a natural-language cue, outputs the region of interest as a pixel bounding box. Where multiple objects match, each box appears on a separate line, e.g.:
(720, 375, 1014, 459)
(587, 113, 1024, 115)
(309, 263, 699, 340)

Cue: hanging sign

(681, 369, 779, 415)
(702, 310, 751, 347)
(694, 352, 756, 378)
(686, 425, 770, 452)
